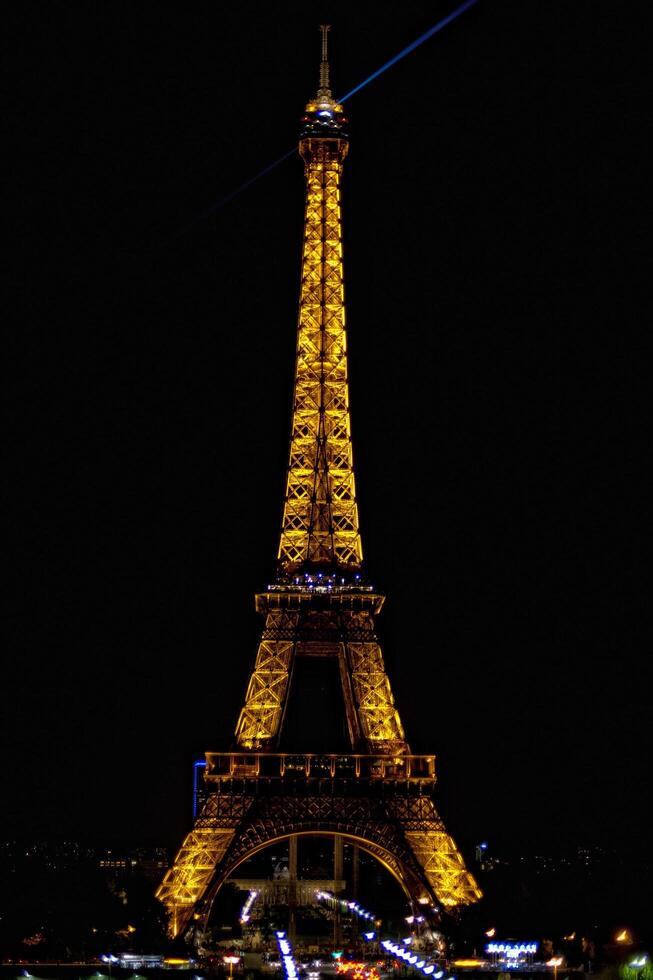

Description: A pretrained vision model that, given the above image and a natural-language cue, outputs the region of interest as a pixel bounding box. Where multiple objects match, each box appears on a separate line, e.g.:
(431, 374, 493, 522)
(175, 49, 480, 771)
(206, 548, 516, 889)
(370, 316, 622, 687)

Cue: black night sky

(5, 0, 647, 904)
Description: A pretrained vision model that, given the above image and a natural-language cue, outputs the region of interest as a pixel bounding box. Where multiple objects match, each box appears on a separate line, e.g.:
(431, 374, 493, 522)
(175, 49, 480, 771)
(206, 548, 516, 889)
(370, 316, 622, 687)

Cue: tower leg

(157, 790, 481, 938)
(155, 793, 253, 939)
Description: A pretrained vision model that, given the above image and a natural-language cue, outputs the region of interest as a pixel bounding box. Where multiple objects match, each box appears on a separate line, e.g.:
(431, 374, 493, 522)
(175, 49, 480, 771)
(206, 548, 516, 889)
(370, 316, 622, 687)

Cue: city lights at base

(315, 890, 378, 924)
(380, 939, 448, 979)
(486, 941, 539, 969)
(276, 931, 299, 980)
(335, 961, 380, 980)
(487, 943, 538, 955)
(239, 888, 259, 923)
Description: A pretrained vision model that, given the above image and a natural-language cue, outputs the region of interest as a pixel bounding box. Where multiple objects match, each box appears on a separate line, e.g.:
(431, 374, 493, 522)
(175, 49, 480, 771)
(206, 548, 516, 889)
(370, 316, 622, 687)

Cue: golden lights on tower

(156, 26, 481, 938)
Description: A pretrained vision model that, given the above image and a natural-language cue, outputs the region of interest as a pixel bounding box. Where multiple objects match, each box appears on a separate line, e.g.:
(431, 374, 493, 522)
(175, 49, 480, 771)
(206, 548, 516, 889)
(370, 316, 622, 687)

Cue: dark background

(5, 0, 646, 910)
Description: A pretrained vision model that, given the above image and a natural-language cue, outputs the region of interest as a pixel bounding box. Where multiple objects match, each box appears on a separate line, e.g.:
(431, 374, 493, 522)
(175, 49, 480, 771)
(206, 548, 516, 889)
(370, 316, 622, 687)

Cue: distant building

(98, 846, 168, 877)
(98, 849, 132, 871)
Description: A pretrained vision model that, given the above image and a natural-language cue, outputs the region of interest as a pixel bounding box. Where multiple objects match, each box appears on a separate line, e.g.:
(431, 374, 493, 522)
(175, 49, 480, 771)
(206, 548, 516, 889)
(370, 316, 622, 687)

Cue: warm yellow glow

(336, 963, 380, 980)
(403, 827, 483, 906)
(277, 137, 362, 572)
(234, 631, 294, 748)
(453, 960, 485, 967)
(348, 636, 406, 747)
(232, 99, 409, 754)
(486, 928, 496, 937)
(616, 929, 632, 944)
(234, 612, 408, 752)
(156, 74, 482, 940)
(158, 817, 480, 939)
(564, 932, 576, 940)
(155, 820, 237, 938)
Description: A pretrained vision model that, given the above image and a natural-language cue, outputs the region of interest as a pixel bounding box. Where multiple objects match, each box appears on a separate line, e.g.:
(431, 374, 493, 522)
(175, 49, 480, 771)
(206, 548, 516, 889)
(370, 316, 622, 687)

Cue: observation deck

(205, 751, 436, 786)
(256, 572, 386, 614)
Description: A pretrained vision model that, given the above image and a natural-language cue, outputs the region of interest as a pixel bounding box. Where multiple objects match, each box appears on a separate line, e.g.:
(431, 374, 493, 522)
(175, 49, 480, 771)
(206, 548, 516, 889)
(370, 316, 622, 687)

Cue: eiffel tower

(156, 26, 481, 940)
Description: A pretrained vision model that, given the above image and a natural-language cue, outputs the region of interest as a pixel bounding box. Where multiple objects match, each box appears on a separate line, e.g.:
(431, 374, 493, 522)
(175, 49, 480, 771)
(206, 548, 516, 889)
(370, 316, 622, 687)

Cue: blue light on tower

(193, 760, 207, 818)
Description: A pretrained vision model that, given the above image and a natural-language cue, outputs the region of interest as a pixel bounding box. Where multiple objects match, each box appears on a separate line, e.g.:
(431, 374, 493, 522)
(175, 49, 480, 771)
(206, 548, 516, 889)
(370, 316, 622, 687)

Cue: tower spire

(279, 29, 357, 575)
(317, 24, 331, 97)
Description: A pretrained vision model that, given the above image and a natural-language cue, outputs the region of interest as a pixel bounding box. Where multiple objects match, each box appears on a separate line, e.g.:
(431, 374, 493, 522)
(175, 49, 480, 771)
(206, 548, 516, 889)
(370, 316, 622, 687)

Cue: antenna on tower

(317, 24, 332, 97)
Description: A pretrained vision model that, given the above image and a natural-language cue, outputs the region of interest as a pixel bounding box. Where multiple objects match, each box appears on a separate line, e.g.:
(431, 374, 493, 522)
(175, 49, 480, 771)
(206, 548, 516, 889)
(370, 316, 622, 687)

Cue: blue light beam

(166, 0, 479, 239)
(337, 0, 480, 104)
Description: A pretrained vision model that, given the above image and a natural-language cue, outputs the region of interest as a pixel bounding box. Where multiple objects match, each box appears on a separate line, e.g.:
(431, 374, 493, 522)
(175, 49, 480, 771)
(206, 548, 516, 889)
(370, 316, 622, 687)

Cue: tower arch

(197, 829, 424, 934)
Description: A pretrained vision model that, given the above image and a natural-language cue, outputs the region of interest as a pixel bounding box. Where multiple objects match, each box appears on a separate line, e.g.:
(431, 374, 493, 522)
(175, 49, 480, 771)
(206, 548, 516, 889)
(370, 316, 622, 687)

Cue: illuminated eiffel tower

(156, 27, 481, 940)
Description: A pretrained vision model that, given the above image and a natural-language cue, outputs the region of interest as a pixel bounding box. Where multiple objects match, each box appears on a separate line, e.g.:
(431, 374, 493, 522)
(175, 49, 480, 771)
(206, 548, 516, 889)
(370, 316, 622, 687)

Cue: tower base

(156, 752, 481, 938)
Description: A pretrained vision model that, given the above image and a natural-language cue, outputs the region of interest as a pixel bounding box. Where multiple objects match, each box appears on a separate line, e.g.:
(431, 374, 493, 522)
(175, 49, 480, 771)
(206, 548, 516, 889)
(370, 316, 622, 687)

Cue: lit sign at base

(485, 942, 538, 968)
(486, 944, 538, 955)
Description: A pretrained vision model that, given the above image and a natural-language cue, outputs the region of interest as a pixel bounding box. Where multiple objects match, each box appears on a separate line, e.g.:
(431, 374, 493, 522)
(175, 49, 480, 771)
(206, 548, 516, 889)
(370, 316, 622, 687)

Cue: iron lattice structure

(157, 28, 481, 938)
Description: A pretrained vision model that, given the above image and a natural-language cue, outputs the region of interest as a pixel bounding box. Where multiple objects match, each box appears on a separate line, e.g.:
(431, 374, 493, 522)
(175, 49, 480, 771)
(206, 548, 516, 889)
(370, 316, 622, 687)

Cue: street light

(547, 956, 563, 980)
(628, 955, 648, 980)
(223, 955, 240, 980)
(101, 955, 118, 980)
